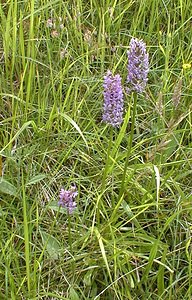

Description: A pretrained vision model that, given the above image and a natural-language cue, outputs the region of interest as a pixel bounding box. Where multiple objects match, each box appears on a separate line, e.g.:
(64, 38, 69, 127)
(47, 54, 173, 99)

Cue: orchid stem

(119, 92, 137, 200)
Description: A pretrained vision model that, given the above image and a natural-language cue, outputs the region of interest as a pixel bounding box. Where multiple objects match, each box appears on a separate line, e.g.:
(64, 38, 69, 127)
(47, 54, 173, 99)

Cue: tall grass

(0, 0, 192, 299)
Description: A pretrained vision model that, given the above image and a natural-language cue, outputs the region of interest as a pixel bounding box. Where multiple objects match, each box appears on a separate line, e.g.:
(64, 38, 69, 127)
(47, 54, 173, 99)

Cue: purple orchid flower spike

(127, 37, 149, 93)
(102, 70, 124, 127)
(58, 185, 78, 214)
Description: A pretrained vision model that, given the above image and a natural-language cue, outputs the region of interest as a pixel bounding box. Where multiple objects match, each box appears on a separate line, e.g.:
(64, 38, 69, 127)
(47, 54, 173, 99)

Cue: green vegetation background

(0, 0, 191, 299)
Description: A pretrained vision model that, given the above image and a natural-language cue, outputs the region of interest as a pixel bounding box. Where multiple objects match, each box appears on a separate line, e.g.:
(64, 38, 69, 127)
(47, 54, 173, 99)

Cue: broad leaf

(0, 178, 18, 197)
(39, 228, 61, 260)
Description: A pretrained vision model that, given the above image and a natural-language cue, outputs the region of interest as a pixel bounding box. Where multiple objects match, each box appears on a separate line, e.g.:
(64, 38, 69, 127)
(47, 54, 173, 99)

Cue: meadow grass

(0, 0, 192, 299)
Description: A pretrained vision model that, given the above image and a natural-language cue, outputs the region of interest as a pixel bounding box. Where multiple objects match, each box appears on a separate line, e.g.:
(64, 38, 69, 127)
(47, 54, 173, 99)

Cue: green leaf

(69, 287, 80, 300)
(0, 121, 37, 155)
(48, 201, 78, 215)
(83, 269, 93, 286)
(94, 227, 112, 281)
(0, 178, 18, 197)
(39, 228, 61, 260)
(59, 112, 88, 149)
(26, 174, 46, 186)
(48, 202, 68, 214)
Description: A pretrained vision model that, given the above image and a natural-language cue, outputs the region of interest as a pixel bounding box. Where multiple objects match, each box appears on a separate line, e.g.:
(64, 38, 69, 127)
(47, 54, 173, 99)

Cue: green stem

(114, 93, 146, 231)
(101, 126, 114, 193)
(68, 213, 75, 277)
(119, 92, 137, 200)
(68, 213, 72, 253)
(97, 127, 114, 224)
(22, 171, 31, 293)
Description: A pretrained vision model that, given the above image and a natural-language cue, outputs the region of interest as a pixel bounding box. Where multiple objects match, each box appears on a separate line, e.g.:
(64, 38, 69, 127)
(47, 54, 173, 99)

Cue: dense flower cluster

(102, 70, 124, 127)
(127, 38, 149, 93)
(58, 185, 78, 214)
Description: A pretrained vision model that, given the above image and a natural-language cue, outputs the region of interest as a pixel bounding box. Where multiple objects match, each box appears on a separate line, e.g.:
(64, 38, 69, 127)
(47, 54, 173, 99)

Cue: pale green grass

(0, 0, 192, 299)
